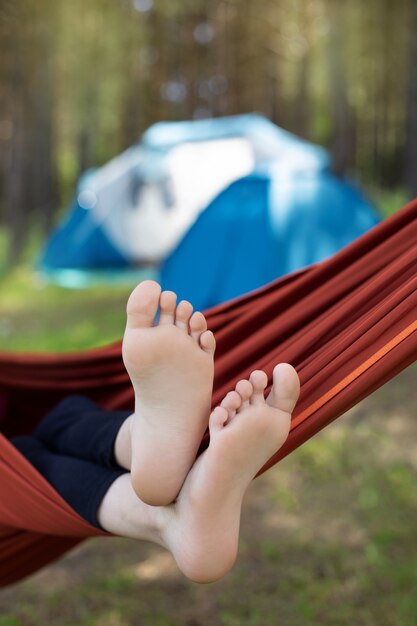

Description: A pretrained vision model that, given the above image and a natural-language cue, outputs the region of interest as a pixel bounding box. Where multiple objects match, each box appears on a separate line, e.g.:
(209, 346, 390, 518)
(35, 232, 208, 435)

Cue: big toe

(266, 363, 300, 414)
(126, 280, 161, 329)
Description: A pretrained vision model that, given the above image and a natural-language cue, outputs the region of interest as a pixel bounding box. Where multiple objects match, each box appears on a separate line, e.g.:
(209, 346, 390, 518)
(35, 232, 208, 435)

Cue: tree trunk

(405, 0, 417, 198)
(327, 1, 355, 175)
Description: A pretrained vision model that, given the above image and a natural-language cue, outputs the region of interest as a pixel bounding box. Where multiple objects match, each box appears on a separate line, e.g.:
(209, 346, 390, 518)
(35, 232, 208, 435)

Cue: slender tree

(405, 0, 417, 197)
(326, 0, 355, 175)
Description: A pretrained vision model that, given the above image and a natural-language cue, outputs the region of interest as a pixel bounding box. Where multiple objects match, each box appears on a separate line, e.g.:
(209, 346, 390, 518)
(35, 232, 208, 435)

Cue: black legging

(11, 396, 130, 529)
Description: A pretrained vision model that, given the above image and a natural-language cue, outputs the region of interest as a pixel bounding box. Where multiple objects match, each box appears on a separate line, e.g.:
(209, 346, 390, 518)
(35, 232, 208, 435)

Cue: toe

(126, 280, 161, 329)
(220, 390, 242, 417)
(209, 406, 228, 434)
(266, 363, 300, 414)
(235, 379, 253, 409)
(249, 370, 268, 404)
(190, 311, 207, 341)
(175, 300, 193, 331)
(159, 291, 177, 325)
(199, 330, 216, 355)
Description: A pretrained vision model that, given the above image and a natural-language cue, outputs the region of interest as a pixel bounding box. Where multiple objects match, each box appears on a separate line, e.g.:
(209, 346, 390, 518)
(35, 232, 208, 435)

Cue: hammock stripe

(292, 319, 417, 429)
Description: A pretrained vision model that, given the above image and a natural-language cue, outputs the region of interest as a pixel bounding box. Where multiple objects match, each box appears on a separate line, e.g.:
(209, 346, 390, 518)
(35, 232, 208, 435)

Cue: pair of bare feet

(97, 281, 300, 583)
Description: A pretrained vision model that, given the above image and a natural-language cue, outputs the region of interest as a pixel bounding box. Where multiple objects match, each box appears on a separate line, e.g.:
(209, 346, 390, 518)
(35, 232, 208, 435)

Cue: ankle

(113, 415, 133, 469)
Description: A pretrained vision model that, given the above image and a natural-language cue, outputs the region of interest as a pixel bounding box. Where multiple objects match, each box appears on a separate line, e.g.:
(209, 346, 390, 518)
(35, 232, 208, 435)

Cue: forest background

(0, 0, 416, 268)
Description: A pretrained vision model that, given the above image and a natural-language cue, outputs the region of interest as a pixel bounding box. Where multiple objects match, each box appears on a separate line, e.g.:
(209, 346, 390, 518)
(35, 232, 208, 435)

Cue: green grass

(367, 186, 410, 218)
(0, 266, 133, 352)
(0, 199, 416, 625)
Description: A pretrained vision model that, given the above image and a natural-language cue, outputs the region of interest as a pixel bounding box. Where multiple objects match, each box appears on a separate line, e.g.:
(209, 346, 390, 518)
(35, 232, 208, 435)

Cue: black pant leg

(11, 435, 127, 529)
(34, 396, 131, 468)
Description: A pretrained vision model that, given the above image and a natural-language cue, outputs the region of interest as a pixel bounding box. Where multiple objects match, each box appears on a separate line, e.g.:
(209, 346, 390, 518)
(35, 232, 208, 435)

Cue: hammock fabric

(0, 198, 416, 587)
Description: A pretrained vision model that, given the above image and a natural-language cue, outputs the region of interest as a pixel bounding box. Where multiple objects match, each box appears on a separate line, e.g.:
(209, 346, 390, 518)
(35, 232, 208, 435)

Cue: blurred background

(1, 2, 416, 625)
(0, 0, 416, 269)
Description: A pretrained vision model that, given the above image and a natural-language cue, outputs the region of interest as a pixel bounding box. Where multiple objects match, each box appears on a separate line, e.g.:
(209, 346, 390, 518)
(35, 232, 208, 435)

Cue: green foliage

(0, 617, 22, 626)
(369, 188, 411, 218)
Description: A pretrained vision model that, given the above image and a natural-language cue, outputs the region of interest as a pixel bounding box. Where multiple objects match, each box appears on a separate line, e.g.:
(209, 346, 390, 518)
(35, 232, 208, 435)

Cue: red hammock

(1, 198, 416, 587)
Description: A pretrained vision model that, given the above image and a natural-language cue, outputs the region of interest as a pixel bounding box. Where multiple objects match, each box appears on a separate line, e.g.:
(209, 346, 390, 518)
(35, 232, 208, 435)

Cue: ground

(0, 265, 416, 626)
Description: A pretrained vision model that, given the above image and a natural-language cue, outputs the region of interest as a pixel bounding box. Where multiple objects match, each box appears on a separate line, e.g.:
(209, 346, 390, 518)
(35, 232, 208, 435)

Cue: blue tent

(40, 114, 330, 278)
(160, 165, 380, 311)
(40, 114, 379, 297)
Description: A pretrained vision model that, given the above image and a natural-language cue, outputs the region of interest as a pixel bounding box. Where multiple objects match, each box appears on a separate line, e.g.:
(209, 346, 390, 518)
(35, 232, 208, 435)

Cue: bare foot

(98, 364, 300, 583)
(122, 280, 216, 506)
(165, 366, 299, 581)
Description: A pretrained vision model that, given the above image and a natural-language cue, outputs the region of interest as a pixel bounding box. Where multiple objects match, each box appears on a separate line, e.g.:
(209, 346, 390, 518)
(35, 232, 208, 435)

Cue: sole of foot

(163, 364, 300, 583)
(122, 280, 216, 506)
